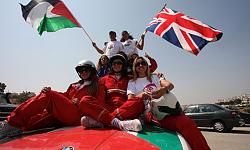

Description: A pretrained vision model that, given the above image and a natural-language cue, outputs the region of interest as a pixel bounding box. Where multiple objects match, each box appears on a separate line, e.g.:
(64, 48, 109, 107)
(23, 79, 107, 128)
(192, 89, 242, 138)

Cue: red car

(0, 126, 191, 150)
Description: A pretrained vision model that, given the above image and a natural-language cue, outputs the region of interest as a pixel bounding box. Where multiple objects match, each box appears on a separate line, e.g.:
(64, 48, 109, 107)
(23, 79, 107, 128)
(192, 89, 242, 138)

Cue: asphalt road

(201, 125, 250, 150)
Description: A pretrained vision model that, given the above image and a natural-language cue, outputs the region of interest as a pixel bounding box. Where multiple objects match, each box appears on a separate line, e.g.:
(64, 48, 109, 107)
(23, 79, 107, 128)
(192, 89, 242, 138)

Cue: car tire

(213, 121, 225, 132)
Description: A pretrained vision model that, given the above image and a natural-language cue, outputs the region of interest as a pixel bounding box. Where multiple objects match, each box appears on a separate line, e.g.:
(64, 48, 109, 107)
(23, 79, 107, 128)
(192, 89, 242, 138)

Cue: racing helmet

(109, 54, 126, 66)
(75, 60, 96, 74)
(109, 54, 128, 76)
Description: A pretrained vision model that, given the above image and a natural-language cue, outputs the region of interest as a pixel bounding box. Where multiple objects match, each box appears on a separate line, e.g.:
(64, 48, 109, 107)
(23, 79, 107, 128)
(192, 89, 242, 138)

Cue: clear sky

(1, 0, 250, 105)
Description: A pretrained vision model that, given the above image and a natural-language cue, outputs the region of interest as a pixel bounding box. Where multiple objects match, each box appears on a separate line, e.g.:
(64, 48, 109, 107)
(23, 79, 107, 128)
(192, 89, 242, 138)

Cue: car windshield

(221, 105, 238, 111)
(216, 104, 231, 111)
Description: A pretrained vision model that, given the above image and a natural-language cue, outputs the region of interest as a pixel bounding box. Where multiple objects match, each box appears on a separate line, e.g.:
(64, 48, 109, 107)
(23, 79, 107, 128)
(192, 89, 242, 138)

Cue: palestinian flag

(20, 0, 81, 35)
(129, 126, 191, 150)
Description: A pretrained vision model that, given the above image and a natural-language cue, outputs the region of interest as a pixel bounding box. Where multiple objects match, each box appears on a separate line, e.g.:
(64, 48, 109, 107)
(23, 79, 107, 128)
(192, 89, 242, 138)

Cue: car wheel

(213, 121, 225, 132)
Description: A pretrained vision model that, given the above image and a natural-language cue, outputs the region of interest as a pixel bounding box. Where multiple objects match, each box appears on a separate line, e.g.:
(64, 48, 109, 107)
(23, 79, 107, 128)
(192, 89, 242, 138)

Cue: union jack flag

(146, 6, 223, 55)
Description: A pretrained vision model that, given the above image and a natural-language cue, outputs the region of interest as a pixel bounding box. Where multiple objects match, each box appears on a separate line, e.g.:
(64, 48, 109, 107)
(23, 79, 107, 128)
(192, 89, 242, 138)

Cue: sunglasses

(135, 61, 147, 67)
(101, 57, 108, 60)
(112, 60, 123, 66)
(76, 67, 91, 73)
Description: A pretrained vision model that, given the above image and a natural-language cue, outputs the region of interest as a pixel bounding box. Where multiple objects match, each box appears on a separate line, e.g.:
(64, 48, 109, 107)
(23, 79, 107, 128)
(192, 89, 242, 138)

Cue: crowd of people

(0, 31, 211, 150)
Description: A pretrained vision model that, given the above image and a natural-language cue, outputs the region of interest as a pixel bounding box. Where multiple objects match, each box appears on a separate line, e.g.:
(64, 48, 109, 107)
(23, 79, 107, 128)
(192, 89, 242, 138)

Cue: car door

(195, 105, 215, 127)
(184, 105, 203, 126)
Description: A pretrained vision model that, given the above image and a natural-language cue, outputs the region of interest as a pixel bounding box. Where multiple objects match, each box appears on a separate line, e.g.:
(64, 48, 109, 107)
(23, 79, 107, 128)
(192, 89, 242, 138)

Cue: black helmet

(109, 54, 126, 64)
(109, 54, 127, 76)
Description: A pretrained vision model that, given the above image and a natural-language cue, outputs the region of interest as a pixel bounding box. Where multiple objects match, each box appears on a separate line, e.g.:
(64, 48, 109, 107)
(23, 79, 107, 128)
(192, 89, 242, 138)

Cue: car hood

(0, 126, 191, 150)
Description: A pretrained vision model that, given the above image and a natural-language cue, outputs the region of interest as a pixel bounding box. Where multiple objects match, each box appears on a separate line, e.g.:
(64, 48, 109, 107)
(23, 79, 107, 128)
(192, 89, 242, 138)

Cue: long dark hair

(120, 31, 134, 42)
(78, 67, 99, 97)
(96, 55, 109, 71)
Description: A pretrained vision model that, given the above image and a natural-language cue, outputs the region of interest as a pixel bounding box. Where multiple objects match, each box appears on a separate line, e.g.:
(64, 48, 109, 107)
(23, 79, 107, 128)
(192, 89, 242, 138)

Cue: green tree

(228, 100, 235, 105)
(0, 82, 6, 93)
(233, 98, 242, 104)
(10, 91, 36, 104)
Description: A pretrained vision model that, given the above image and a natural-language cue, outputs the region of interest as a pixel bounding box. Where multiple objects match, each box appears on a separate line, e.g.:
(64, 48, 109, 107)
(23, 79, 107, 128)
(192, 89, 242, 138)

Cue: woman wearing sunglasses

(79, 54, 144, 131)
(0, 60, 99, 139)
(126, 57, 211, 150)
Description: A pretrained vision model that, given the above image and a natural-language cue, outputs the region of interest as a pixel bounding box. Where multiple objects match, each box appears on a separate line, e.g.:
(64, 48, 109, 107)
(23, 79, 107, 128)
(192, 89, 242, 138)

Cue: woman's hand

(151, 87, 167, 99)
(92, 42, 97, 47)
(144, 52, 150, 59)
(141, 34, 145, 40)
(72, 98, 79, 105)
(41, 87, 51, 93)
(138, 92, 152, 100)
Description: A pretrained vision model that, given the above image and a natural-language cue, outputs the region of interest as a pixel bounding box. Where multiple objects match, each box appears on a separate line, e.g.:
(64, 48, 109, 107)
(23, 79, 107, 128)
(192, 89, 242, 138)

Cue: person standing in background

(92, 31, 124, 58)
(120, 31, 145, 56)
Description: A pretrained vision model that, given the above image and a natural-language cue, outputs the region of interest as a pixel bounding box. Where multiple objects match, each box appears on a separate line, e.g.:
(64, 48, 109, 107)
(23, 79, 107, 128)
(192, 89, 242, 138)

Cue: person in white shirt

(92, 31, 124, 58)
(127, 57, 211, 150)
(120, 31, 145, 56)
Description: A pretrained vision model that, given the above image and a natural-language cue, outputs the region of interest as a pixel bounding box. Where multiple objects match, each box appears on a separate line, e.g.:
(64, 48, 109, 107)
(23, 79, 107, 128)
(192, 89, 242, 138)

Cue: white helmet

(151, 92, 182, 120)
(75, 60, 96, 73)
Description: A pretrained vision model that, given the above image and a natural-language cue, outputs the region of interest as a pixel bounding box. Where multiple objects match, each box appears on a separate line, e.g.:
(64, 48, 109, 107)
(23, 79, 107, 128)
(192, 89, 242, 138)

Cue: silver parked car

(184, 104, 240, 132)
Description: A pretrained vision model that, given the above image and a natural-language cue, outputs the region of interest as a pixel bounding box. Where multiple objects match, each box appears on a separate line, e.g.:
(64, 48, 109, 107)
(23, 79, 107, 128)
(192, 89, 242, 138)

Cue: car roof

(187, 103, 216, 107)
(185, 104, 226, 109)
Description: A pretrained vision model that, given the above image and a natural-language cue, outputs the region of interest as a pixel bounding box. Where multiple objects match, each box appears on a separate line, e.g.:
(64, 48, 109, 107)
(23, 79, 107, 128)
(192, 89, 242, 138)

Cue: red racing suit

(78, 75, 144, 125)
(146, 112, 211, 150)
(159, 114, 211, 150)
(7, 81, 94, 131)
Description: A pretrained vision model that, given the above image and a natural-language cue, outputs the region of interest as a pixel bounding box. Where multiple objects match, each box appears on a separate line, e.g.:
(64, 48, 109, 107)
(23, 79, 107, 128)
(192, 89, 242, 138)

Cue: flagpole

(80, 26, 94, 43)
(136, 3, 167, 47)
(161, 3, 167, 11)
(60, 1, 94, 43)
